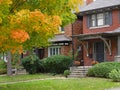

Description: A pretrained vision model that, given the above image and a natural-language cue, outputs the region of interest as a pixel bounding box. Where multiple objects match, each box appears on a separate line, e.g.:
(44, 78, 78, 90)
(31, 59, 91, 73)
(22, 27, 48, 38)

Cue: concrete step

(69, 66, 92, 78)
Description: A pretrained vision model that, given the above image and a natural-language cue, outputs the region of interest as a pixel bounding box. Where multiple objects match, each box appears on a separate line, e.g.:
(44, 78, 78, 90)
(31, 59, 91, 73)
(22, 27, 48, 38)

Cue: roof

(73, 27, 120, 40)
(49, 34, 72, 42)
(80, 0, 120, 13)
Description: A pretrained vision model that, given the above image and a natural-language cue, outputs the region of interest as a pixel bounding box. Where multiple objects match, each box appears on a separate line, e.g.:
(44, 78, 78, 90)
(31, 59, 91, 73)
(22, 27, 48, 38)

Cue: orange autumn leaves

(7, 9, 61, 53)
(10, 29, 30, 43)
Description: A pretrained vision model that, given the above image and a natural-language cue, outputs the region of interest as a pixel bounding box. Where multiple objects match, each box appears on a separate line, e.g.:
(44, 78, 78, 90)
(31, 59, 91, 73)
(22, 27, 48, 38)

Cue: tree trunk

(7, 51, 12, 76)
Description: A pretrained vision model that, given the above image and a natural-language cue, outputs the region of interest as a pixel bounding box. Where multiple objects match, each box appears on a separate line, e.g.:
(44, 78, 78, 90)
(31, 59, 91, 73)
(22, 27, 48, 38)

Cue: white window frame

(97, 13, 104, 26)
(48, 46, 61, 57)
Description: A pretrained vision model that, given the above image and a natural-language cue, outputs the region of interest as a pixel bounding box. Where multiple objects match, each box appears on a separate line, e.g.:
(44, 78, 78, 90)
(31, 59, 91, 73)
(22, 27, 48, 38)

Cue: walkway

(106, 88, 120, 90)
(0, 77, 66, 85)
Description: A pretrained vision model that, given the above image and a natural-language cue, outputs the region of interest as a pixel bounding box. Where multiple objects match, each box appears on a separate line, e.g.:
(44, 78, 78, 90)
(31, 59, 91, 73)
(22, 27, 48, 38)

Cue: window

(48, 46, 61, 57)
(87, 12, 112, 28)
(97, 13, 104, 26)
(59, 26, 64, 33)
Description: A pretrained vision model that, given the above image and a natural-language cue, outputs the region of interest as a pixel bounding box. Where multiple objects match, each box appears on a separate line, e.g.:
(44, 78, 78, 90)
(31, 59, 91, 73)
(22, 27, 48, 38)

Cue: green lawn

(0, 74, 120, 90)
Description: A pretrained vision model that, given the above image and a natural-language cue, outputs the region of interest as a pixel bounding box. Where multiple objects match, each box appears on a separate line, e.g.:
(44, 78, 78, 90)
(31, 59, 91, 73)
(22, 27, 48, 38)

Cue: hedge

(87, 62, 120, 78)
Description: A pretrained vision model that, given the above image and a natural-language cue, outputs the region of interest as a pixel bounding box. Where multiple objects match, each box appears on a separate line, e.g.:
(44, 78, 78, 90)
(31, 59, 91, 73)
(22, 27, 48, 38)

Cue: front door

(94, 42, 104, 62)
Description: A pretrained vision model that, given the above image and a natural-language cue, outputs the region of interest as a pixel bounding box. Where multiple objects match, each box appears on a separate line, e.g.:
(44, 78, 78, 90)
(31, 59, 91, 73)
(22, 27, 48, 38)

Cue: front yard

(0, 74, 120, 90)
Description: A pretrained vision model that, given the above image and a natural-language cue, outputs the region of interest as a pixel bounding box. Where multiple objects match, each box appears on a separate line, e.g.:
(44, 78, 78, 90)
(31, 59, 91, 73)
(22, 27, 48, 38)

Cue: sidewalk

(106, 88, 120, 90)
(0, 77, 66, 85)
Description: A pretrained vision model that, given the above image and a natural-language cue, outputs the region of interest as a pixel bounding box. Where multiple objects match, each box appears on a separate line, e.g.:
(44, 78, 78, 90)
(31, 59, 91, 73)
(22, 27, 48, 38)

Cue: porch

(73, 27, 120, 66)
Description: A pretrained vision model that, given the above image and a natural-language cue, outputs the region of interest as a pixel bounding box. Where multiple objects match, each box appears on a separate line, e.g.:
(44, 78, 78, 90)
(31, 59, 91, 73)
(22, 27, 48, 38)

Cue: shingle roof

(80, 0, 120, 12)
(49, 34, 72, 42)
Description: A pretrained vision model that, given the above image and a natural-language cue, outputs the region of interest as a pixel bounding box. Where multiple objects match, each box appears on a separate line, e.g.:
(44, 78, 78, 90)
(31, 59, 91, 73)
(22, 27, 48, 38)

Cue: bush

(87, 62, 120, 78)
(22, 54, 40, 74)
(43, 55, 72, 74)
(38, 60, 45, 73)
(0, 60, 6, 68)
(109, 69, 120, 82)
(64, 70, 70, 77)
(0, 68, 7, 74)
(0, 60, 7, 74)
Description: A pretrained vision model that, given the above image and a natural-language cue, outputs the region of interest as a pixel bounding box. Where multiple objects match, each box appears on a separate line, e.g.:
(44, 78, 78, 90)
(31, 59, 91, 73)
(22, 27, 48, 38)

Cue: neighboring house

(74, 0, 120, 66)
(39, 18, 83, 60)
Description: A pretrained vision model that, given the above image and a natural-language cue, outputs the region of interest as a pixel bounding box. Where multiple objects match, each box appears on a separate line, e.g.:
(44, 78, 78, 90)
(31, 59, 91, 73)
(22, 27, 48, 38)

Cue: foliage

(38, 60, 45, 73)
(22, 54, 40, 74)
(0, 68, 7, 74)
(0, 0, 83, 75)
(0, 60, 6, 68)
(43, 55, 72, 74)
(63, 70, 70, 77)
(87, 62, 120, 78)
(0, 0, 83, 53)
(0, 60, 7, 74)
(109, 69, 120, 82)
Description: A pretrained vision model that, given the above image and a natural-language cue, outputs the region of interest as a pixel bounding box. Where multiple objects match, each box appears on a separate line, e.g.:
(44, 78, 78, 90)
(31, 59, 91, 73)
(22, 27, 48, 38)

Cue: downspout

(72, 23, 75, 65)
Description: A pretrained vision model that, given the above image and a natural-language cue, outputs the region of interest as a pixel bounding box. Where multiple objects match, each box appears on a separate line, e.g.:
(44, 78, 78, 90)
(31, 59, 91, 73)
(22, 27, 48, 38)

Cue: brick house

(74, 0, 120, 66)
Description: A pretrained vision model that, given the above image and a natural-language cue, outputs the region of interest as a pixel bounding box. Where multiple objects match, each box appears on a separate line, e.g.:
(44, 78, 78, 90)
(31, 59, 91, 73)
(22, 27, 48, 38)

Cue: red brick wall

(83, 10, 120, 34)
(61, 44, 72, 56)
(44, 48, 48, 58)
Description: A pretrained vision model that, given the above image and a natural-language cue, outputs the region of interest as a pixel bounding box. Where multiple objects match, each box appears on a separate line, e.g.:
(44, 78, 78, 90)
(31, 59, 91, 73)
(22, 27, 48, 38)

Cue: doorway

(94, 42, 104, 62)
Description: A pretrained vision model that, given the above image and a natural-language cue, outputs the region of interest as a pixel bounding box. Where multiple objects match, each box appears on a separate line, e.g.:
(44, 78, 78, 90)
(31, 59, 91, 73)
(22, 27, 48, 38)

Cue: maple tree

(0, 0, 83, 75)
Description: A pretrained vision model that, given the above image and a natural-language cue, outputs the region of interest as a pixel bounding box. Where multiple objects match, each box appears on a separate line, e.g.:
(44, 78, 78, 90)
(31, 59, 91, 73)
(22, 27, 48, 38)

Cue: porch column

(118, 36, 120, 55)
(115, 36, 120, 62)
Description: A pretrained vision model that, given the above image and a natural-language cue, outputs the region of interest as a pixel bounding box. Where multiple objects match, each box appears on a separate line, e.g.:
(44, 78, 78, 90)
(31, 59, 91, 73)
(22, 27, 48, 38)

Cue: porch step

(68, 66, 92, 78)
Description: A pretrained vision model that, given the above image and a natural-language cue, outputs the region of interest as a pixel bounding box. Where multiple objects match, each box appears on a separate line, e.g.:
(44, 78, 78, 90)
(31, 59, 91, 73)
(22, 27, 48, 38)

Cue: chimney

(86, 0, 93, 5)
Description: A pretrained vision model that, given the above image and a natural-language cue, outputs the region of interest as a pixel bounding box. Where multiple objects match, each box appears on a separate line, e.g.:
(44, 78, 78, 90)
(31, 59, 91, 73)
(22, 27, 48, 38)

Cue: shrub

(64, 70, 70, 77)
(0, 68, 7, 74)
(0, 60, 7, 74)
(38, 60, 45, 73)
(87, 62, 120, 78)
(43, 55, 72, 74)
(22, 54, 40, 74)
(0, 60, 6, 68)
(109, 69, 120, 82)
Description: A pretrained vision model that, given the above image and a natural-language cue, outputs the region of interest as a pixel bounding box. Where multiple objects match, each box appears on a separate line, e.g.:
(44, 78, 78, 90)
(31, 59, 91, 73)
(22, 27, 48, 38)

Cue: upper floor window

(87, 12, 112, 28)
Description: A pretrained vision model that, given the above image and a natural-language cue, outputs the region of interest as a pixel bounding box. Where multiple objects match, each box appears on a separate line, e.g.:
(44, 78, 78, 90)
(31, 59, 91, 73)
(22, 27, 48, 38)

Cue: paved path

(0, 77, 66, 85)
(106, 88, 120, 90)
